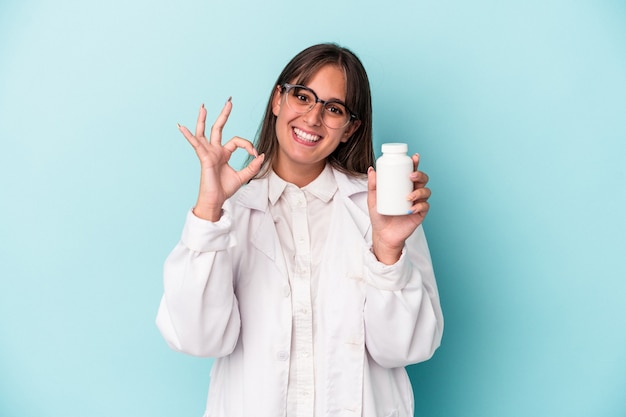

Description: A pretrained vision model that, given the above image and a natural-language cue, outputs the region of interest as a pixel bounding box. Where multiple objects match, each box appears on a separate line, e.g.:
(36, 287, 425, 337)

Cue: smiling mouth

(293, 127, 321, 143)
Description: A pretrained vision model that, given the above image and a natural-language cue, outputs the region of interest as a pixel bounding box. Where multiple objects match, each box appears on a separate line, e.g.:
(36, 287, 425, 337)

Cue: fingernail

(407, 210, 414, 215)
(176, 123, 181, 129)
(226, 96, 232, 104)
(201, 103, 205, 109)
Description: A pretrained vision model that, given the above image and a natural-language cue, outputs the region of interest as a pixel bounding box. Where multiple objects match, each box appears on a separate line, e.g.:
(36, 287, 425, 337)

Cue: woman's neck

(272, 160, 326, 188)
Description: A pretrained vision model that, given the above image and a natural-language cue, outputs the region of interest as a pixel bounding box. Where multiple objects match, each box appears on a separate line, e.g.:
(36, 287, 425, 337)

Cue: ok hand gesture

(177, 99, 265, 221)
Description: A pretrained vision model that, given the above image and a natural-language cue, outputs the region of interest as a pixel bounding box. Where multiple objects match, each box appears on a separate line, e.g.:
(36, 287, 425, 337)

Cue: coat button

(283, 286, 291, 297)
(276, 350, 289, 361)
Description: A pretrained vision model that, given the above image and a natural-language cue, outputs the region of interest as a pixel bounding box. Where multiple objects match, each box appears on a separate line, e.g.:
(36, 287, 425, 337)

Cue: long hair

(250, 43, 374, 177)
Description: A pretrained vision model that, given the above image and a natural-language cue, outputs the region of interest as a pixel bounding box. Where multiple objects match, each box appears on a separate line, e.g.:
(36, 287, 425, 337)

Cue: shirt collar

(268, 170, 288, 205)
(268, 163, 338, 205)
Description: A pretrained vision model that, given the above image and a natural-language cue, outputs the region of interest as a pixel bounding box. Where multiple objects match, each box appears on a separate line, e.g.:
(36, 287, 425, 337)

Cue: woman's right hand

(177, 99, 265, 221)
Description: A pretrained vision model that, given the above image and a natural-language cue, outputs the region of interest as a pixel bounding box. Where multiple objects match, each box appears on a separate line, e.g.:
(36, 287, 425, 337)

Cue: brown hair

(250, 43, 374, 177)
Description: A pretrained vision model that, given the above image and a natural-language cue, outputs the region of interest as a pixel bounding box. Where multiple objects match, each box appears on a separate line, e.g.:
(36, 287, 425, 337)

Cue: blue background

(1, 0, 625, 416)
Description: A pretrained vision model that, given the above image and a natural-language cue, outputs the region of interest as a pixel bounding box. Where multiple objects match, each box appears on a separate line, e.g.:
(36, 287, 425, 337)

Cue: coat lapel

(333, 170, 372, 240)
(236, 178, 289, 281)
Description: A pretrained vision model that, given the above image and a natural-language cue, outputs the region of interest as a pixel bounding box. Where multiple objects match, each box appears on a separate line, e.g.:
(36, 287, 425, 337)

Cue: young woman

(156, 43, 443, 417)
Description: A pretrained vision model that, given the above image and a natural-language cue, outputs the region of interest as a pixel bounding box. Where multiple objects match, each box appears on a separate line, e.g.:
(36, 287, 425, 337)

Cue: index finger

(223, 136, 258, 157)
(412, 170, 429, 187)
(209, 97, 233, 146)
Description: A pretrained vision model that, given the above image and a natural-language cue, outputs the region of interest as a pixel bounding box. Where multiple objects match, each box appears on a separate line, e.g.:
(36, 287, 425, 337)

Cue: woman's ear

(272, 85, 282, 117)
(340, 120, 361, 143)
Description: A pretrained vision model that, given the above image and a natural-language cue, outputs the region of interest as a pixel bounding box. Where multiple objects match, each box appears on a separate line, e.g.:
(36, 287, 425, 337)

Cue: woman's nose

(303, 102, 324, 126)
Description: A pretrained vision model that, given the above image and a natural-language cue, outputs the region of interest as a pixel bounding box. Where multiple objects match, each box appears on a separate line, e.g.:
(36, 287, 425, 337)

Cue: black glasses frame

(280, 83, 358, 128)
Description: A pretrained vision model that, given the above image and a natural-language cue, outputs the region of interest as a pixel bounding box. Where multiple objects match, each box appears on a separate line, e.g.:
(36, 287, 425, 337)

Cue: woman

(156, 43, 443, 417)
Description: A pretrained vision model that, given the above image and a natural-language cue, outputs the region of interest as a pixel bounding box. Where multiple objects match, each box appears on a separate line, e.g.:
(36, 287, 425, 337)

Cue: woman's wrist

(372, 239, 403, 265)
(192, 200, 223, 222)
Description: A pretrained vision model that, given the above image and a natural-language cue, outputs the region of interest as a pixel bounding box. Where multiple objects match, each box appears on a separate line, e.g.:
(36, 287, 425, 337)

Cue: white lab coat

(156, 168, 443, 417)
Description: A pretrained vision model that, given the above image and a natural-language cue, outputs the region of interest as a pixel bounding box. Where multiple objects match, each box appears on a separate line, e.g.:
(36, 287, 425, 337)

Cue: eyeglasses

(280, 83, 358, 129)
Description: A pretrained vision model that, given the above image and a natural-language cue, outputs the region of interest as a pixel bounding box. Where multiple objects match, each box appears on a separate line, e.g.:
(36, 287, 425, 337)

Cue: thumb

(238, 153, 265, 184)
(367, 166, 377, 210)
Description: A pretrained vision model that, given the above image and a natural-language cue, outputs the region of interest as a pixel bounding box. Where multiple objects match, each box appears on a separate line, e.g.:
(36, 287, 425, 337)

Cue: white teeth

(294, 128, 321, 143)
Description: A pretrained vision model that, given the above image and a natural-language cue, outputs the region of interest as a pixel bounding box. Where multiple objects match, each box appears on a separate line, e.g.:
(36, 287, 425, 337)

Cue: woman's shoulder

(332, 167, 368, 196)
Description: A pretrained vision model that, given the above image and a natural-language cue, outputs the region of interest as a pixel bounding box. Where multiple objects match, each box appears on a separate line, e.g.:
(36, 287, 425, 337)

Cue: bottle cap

(381, 143, 408, 154)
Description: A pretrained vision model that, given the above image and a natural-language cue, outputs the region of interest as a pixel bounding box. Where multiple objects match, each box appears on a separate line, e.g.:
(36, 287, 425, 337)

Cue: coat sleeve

(155, 208, 241, 358)
(362, 225, 444, 368)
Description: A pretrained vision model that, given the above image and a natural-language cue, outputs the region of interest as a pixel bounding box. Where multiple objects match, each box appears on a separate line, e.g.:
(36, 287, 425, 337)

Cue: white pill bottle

(376, 143, 414, 215)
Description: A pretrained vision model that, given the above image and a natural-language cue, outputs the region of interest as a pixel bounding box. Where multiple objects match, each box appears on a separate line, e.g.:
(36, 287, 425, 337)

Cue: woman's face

(271, 64, 360, 185)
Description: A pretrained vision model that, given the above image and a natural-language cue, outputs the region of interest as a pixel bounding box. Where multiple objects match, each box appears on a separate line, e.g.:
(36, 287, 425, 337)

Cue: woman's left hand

(367, 154, 431, 265)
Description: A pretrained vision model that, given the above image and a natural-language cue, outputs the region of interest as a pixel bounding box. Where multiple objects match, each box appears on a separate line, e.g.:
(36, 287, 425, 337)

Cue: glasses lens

(322, 101, 349, 129)
(285, 85, 351, 129)
(286, 86, 315, 114)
